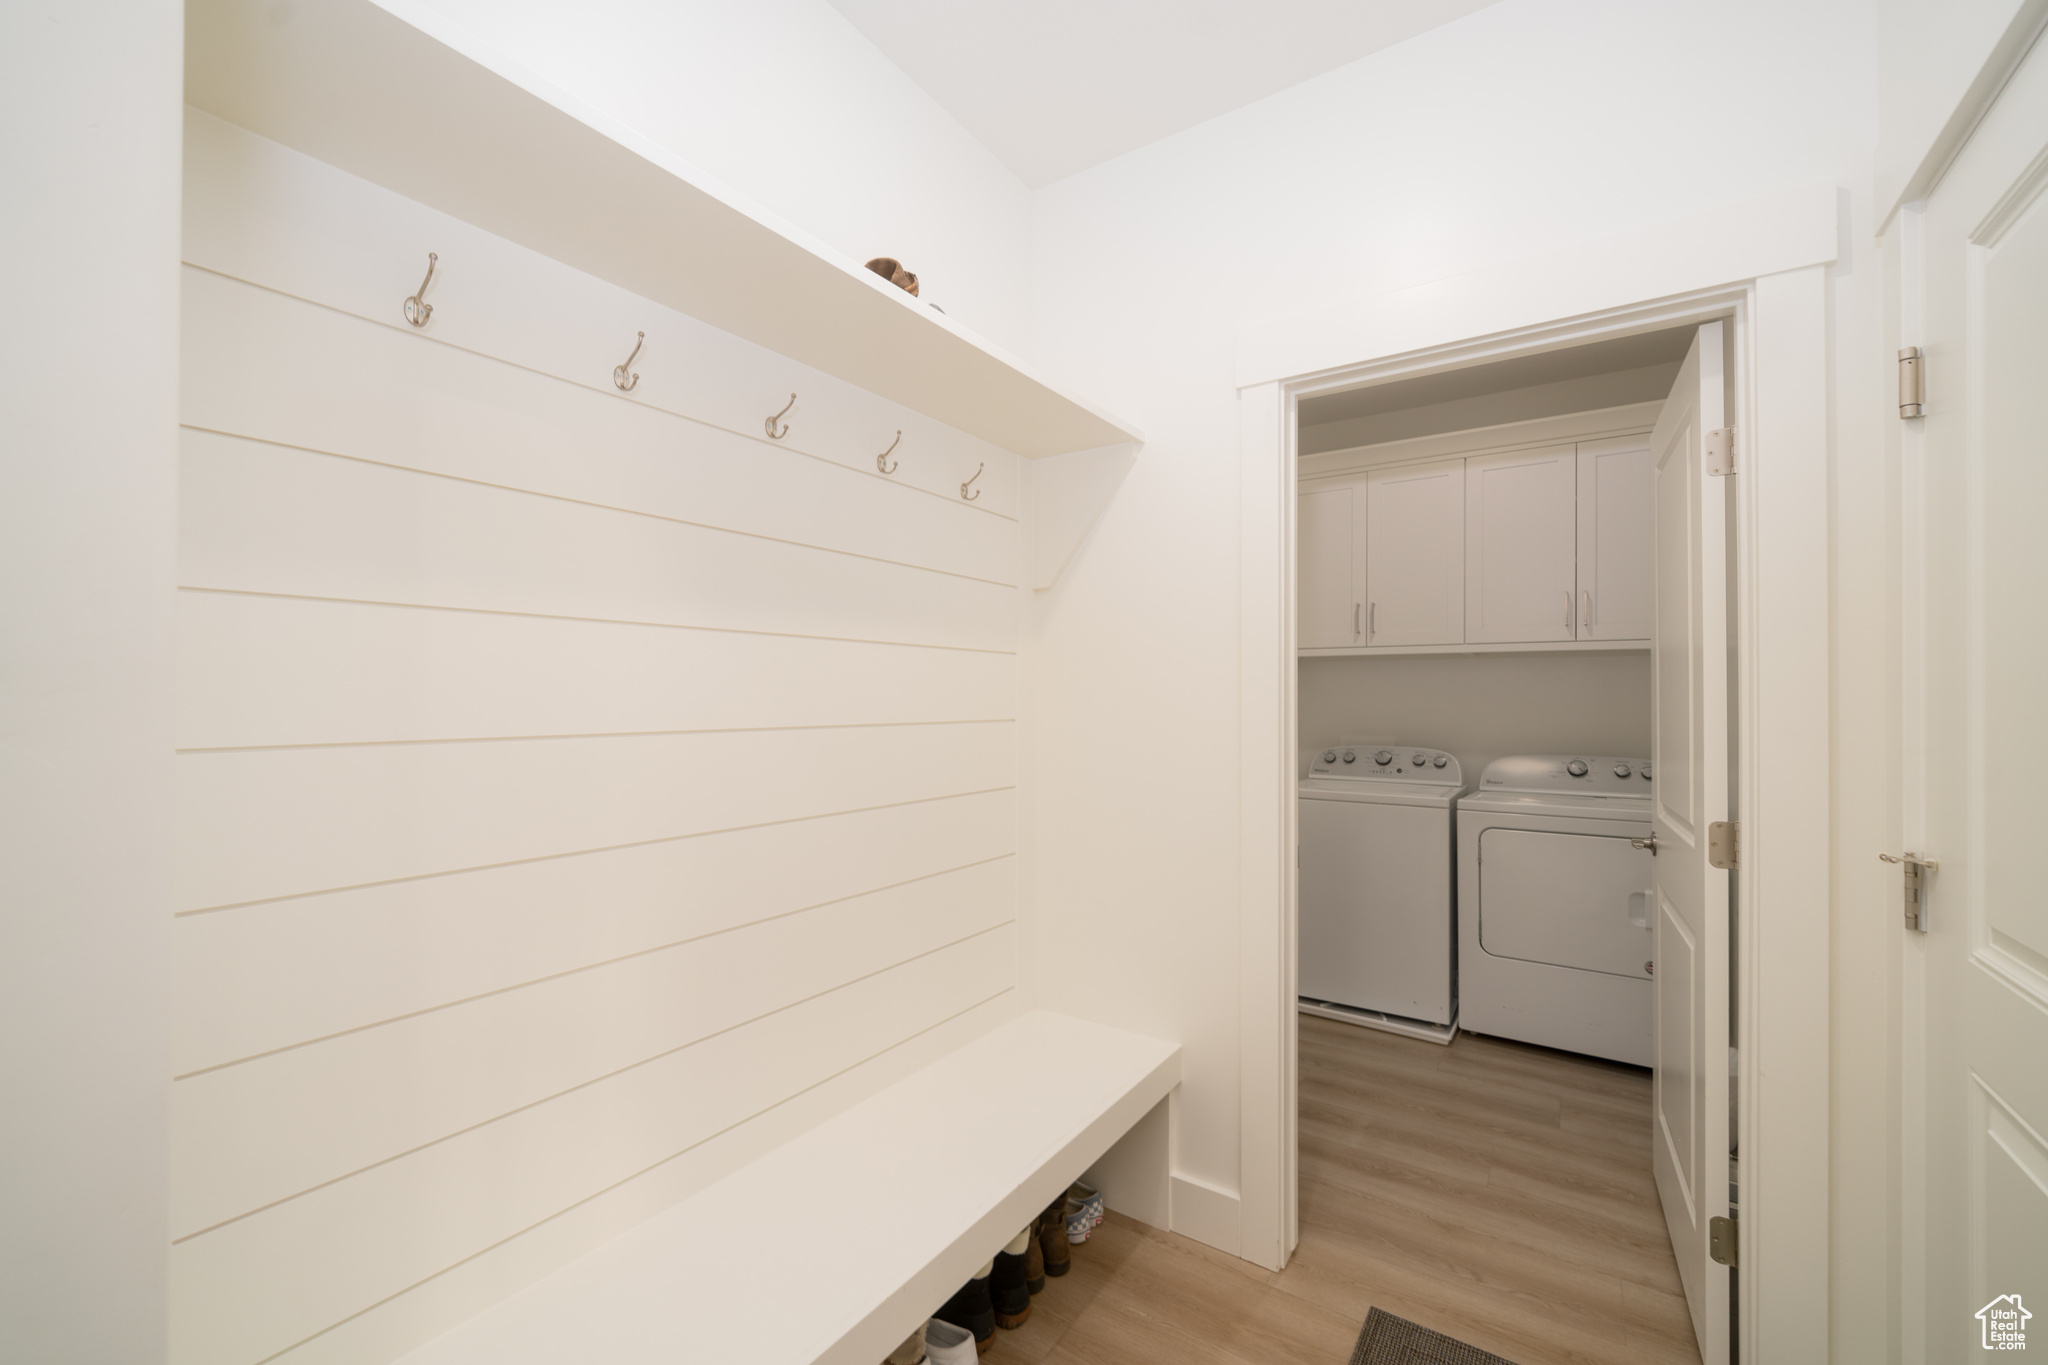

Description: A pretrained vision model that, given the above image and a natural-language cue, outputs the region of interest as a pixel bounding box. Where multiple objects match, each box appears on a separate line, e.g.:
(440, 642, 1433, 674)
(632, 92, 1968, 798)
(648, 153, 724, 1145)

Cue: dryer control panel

(1308, 745, 1462, 784)
(1477, 753, 1651, 796)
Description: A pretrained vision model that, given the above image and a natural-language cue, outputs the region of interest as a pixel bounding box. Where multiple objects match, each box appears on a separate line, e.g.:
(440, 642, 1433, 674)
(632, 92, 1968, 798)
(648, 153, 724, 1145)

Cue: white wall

(171, 114, 1026, 1365)
(1027, 0, 1879, 1250)
(0, 4, 180, 1362)
(411, 0, 1035, 355)
(1299, 652, 1652, 785)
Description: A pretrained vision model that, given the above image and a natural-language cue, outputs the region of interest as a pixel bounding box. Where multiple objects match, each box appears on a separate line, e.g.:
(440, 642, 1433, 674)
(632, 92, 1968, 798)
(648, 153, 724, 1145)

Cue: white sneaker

(925, 1318, 977, 1365)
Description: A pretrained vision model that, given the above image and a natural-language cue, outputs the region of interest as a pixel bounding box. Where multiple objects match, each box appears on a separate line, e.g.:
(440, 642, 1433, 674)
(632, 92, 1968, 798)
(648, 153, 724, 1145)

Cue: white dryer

(1457, 754, 1655, 1066)
(1298, 744, 1463, 1041)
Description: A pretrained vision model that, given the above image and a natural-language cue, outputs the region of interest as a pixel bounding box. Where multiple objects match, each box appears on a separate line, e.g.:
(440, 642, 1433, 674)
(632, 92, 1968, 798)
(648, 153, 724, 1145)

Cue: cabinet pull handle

(1354, 602, 1360, 638)
(1368, 602, 1376, 640)
(1565, 589, 1572, 631)
(1583, 589, 1592, 628)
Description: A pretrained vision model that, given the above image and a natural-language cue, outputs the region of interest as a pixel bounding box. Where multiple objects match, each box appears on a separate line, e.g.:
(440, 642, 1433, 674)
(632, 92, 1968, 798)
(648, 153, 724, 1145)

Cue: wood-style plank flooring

(977, 1017, 1702, 1365)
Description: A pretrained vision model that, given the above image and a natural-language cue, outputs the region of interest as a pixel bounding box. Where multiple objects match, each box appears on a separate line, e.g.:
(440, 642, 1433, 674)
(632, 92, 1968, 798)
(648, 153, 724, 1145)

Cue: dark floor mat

(1348, 1307, 1522, 1365)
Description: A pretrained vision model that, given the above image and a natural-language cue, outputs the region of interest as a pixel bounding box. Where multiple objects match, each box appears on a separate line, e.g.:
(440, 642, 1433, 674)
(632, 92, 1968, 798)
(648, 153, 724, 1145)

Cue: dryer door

(1477, 828, 1653, 978)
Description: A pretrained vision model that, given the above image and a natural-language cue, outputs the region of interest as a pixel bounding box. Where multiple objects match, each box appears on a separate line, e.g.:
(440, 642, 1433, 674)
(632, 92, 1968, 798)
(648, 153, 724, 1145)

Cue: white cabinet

(1361, 459, 1464, 646)
(1575, 437, 1654, 640)
(1464, 445, 1577, 643)
(1297, 487, 1357, 647)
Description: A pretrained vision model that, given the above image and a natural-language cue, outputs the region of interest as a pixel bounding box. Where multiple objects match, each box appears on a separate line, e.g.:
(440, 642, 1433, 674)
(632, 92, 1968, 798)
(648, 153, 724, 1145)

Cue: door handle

(1632, 835, 1659, 856)
(1628, 889, 1651, 929)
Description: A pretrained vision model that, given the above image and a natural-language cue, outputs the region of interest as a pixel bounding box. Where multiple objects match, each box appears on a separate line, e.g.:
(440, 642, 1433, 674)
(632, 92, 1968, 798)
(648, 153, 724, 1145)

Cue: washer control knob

(1321, 750, 1337, 764)
(1433, 755, 1449, 768)
(1412, 753, 1429, 767)
(1641, 764, 1653, 780)
(1612, 762, 1632, 778)
(1567, 759, 1589, 777)
(1374, 749, 1393, 766)
(1341, 749, 1357, 764)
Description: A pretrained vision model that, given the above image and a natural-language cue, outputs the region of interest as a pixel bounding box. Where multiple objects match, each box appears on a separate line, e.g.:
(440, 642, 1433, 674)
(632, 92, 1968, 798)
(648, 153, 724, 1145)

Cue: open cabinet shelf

(184, 0, 1144, 459)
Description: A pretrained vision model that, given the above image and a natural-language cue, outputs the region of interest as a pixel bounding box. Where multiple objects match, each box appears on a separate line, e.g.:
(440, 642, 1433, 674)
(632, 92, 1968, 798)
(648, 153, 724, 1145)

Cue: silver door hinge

(1898, 347, 1925, 418)
(1708, 821, 1738, 870)
(1709, 1215, 1739, 1267)
(1880, 852, 1939, 931)
(1706, 427, 1735, 476)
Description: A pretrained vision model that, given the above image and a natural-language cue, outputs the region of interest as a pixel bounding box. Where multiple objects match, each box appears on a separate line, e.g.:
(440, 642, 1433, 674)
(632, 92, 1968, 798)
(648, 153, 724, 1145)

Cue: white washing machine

(1298, 744, 1463, 1042)
(1457, 754, 1655, 1066)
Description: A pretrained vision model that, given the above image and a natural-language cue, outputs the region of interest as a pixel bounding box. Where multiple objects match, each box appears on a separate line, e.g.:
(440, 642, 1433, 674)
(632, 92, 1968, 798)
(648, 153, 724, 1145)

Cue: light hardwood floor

(978, 1016, 1702, 1365)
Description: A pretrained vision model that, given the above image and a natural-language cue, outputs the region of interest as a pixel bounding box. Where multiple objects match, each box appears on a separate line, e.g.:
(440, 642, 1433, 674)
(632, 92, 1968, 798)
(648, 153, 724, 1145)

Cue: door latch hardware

(1706, 427, 1735, 476)
(1631, 835, 1659, 856)
(1709, 1215, 1739, 1267)
(1898, 347, 1924, 418)
(1879, 852, 1939, 932)
(1708, 821, 1739, 870)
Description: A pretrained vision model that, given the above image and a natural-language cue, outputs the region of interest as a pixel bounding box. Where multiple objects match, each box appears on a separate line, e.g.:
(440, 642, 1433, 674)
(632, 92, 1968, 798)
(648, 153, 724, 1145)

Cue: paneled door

(1576, 436, 1654, 640)
(1649, 320, 1731, 1365)
(1464, 445, 1576, 643)
(1360, 459, 1463, 647)
(1900, 34, 2048, 1360)
(1297, 486, 1356, 647)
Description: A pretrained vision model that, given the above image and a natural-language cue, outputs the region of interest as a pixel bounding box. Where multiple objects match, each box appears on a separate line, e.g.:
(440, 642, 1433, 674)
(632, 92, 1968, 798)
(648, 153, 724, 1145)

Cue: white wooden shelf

(396, 1011, 1180, 1365)
(1300, 640, 1649, 659)
(185, 0, 1144, 459)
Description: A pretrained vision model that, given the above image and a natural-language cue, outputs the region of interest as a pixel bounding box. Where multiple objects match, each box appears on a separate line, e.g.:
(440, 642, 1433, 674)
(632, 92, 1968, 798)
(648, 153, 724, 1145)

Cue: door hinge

(1709, 1215, 1739, 1267)
(1706, 426, 1735, 476)
(1880, 852, 1938, 932)
(1708, 821, 1738, 870)
(1898, 346, 1925, 418)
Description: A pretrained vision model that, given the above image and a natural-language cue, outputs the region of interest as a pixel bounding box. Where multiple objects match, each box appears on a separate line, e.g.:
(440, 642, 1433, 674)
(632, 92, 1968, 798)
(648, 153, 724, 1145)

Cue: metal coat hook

(877, 431, 901, 475)
(613, 332, 644, 392)
(961, 462, 984, 501)
(765, 393, 796, 440)
(403, 252, 438, 327)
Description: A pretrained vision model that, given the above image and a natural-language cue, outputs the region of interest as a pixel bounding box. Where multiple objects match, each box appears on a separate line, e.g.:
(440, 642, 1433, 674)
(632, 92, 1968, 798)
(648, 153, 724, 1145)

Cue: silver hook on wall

(403, 252, 438, 328)
(877, 431, 901, 475)
(613, 332, 644, 392)
(961, 462, 984, 501)
(765, 393, 796, 440)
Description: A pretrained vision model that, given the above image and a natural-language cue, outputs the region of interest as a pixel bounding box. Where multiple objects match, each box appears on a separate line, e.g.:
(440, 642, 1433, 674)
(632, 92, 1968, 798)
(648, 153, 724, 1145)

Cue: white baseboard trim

(1168, 1173, 1242, 1258)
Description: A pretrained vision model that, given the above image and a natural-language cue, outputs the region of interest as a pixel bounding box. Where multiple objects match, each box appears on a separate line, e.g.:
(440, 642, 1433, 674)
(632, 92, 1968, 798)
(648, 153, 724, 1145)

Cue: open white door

(1901, 34, 2048, 1359)
(1648, 321, 1731, 1365)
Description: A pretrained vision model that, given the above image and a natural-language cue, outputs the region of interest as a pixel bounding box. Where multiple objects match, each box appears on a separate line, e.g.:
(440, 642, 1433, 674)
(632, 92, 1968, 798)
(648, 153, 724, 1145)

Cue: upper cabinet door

(1576, 436, 1654, 640)
(1362, 459, 1464, 646)
(1464, 446, 1577, 643)
(1297, 486, 1356, 648)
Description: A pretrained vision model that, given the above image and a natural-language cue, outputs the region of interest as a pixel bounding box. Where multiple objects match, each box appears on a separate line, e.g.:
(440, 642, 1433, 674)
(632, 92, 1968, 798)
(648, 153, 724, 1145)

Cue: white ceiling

(825, 0, 1504, 188)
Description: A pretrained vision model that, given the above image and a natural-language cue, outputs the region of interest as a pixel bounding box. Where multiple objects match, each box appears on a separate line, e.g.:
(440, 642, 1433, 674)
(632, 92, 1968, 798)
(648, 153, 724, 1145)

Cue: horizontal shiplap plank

(182, 269, 1017, 586)
(176, 590, 1015, 750)
(169, 928, 1015, 1365)
(174, 721, 1014, 912)
(179, 428, 1016, 654)
(173, 857, 1014, 1239)
(181, 112, 1022, 517)
(172, 789, 1015, 1074)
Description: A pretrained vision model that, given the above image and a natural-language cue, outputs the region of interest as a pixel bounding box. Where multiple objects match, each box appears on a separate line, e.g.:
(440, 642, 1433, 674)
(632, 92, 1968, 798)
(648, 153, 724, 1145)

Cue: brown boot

(1037, 1195, 1071, 1277)
(991, 1228, 1033, 1329)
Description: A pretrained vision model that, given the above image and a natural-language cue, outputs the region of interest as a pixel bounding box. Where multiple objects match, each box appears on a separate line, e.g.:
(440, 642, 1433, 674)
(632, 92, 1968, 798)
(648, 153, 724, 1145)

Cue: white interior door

(1649, 320, 1731, 1365)
(1576, 436, 1654, 640)
(1361, 459, 1463, 646)
(1297, 486, 1356, 647)
(1465, 445, 1576, 643)
(1903, 36, 2048, 1359)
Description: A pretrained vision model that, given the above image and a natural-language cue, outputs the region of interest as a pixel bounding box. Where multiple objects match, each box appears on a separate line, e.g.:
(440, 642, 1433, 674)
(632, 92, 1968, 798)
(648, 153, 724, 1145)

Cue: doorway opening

(1283, 317, 1742, 1365)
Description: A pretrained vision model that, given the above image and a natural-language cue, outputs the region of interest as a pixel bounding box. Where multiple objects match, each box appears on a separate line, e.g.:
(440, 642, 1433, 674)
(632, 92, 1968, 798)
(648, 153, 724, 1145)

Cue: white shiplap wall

(172, 111, 1024, 1365)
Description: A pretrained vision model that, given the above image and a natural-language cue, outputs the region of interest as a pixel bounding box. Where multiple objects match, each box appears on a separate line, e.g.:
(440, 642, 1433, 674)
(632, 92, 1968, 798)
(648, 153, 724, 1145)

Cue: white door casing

(1361, 458, 1463, 647)
(1902, 32, 2048, 1360)
(1576, 436, 1655, 640)
(1650, 321, 1732, 1365)
(1464, 445, 1576, 644)
(1297, 487, 1355, 648)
